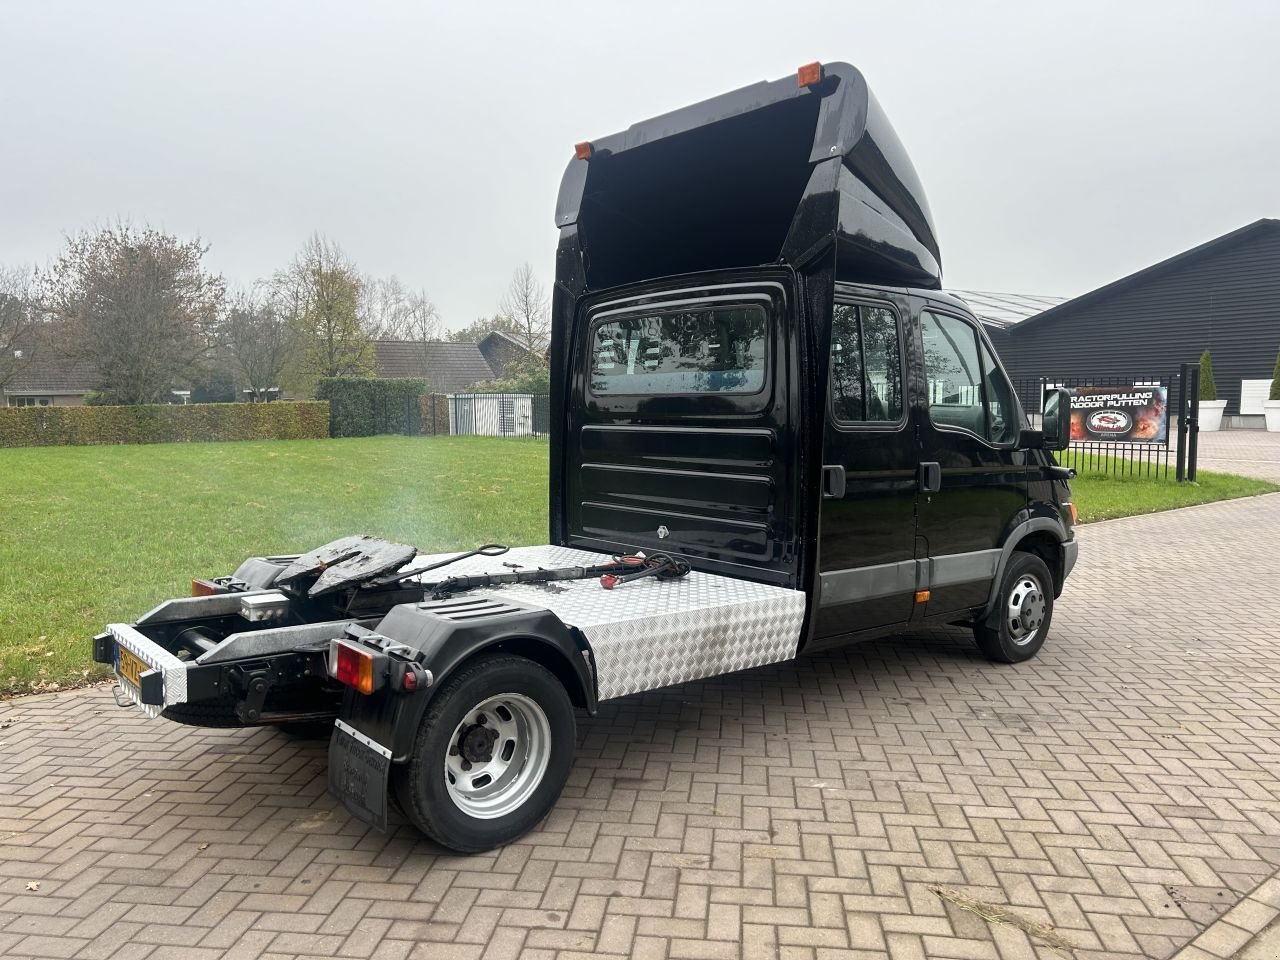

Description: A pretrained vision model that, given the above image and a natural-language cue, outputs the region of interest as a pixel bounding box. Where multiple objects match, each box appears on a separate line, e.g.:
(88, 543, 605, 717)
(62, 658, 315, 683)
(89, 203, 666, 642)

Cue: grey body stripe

(923, 549, 1002, 588)
(821, 521, 1072, 613)
(819, 548, 1001, 607)
(818, 559, 916, 605)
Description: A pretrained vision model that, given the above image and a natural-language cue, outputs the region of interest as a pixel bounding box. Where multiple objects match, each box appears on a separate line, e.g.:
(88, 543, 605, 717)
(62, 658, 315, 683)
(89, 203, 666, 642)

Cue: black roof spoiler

(555, 62, 942, 290)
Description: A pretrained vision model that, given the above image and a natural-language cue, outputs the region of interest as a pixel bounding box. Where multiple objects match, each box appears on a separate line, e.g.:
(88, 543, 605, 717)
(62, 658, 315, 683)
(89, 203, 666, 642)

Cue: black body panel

(812, 288, 918, 636)
(555, 62, 940, 295)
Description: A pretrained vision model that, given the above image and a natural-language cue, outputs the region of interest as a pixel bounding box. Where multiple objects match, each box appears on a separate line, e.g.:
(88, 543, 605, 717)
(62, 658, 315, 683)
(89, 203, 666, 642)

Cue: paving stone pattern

(2, 494, 1280, 959)
(1195, 430, 1280, 482)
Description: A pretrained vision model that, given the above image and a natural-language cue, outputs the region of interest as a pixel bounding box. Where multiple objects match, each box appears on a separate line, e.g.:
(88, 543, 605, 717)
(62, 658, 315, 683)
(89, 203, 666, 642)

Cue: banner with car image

(1069, 385, 1169, 443)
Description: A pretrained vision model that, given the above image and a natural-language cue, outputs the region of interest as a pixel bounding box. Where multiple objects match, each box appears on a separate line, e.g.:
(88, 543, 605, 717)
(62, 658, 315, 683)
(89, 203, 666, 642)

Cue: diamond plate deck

(409, 545, 807, 700)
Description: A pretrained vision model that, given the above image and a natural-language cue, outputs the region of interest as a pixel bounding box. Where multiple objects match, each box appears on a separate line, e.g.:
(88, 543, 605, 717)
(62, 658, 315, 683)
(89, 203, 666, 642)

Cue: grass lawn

(1, 435, 1274, 696)
(0, 436, 548, 695)
(1062, 450, 1278, 522)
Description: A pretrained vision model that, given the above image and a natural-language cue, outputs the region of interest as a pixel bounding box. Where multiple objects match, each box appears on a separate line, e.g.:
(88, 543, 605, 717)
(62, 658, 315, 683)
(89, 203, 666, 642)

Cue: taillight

(192, 578, 221, 597)
(328, 639, 384, 695)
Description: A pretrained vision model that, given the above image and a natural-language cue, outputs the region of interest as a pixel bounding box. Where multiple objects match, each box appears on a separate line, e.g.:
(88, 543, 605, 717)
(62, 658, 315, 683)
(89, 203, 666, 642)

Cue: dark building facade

(995, 219, 1280, 424)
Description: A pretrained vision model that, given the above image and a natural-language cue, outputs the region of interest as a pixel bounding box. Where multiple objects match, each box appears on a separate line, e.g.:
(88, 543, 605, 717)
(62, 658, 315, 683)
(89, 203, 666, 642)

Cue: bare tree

(273, 234, 372, 384)
(41, 224, 225, 405)
(499, 263, 550, 354)
(360, 275, 441, 343)
(224, 290, 298, 400)
(0, 264, 38, 393)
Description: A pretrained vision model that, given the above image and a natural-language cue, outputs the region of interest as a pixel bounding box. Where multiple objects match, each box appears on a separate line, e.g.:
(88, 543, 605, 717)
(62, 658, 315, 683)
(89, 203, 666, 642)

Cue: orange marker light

(797, 61, 824, 87)
(574, 141, 593, 160)
(1068, 502, 1079, 524)
(914, 590, 931, 604)
(192, 578, 219, 597)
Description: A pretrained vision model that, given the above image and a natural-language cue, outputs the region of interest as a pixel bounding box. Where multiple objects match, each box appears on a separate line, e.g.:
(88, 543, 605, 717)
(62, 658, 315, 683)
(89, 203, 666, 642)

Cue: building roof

(478, 329, 530, 352)
(373, 340, 499, 393)
(947, 289, 1069, 329)
(1009, 218, 1280, 334)
(3, 354, 98, 395)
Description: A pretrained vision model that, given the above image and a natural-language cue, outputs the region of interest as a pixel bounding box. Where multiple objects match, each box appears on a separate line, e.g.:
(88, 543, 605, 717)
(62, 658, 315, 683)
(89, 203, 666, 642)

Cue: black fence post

(1176, 363, 1190, 482)
(1187, 367, 1200, 483)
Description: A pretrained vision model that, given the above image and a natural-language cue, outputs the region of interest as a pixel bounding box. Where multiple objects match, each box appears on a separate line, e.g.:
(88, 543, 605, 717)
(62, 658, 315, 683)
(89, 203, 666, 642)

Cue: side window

(830, 304, 903, 423)
(979, 341, 1018, 444)
(921, 310, 1018, 444)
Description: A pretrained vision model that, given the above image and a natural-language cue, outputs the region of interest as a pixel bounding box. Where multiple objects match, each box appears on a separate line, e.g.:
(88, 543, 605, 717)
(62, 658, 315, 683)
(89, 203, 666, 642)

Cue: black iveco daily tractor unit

(94, 62, 1077, 852)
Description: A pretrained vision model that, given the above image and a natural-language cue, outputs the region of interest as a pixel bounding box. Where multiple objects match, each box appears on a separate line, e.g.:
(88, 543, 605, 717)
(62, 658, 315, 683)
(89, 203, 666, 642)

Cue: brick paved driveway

(2, 494, 1279, 960)
(1196, 430, 1280, 482)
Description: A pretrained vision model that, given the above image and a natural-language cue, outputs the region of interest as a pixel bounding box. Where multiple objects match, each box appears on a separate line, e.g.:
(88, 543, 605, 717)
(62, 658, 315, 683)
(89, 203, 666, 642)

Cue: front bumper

(1062, 538, 1079, 581)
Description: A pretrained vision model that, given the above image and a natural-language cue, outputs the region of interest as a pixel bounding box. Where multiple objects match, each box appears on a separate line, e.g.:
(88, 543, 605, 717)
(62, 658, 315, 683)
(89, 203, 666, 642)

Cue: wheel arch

(449, 634, 596, 714)
(336, 602, 598, 763)
(985, 518, 1067, 613)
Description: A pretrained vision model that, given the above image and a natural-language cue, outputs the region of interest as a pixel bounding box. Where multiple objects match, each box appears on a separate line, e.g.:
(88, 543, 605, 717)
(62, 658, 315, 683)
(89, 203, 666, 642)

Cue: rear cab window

(589, 305, 768, 396)
(828, 303, 905, 426)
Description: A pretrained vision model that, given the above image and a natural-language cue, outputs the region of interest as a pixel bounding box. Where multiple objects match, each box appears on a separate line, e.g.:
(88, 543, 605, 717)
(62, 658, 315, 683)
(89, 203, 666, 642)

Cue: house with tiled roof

(372, 332, 536, 393)
(1, 349, 99, 407)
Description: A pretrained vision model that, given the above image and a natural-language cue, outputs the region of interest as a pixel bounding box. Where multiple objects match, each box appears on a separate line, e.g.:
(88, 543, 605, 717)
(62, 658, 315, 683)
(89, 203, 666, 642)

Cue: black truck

(93, 61, 1076, 852)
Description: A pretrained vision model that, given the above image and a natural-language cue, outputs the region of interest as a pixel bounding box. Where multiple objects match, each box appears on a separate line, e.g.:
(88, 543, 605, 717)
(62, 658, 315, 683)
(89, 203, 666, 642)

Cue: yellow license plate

(117, 647, 148, 687)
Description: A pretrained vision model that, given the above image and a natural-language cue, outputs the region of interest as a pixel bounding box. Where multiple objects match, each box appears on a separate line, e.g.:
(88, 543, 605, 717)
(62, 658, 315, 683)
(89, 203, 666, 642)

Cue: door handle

(822, 464, 846, 499)
(918, 461, 941, 494)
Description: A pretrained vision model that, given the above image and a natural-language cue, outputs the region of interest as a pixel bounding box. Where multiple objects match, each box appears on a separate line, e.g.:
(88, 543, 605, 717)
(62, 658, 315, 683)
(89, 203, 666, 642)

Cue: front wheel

(391, 654, 575, 853)
(974, 552, 1054, 663)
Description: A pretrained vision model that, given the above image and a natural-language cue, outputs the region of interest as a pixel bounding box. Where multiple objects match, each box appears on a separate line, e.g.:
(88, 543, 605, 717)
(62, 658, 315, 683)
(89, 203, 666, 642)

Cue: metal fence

(1012, 367, 1200, 480)
(448, 393, 550, 438)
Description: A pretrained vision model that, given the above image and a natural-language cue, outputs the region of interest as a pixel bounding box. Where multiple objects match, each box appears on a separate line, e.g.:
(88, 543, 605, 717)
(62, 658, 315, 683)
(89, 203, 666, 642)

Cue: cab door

(812, 295, 919, 640)
(913, 304, 1028, 615)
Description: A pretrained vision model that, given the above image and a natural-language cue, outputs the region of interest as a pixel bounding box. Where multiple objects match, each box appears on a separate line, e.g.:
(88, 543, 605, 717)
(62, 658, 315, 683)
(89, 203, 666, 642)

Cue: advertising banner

(1069, 385, 1169, 443)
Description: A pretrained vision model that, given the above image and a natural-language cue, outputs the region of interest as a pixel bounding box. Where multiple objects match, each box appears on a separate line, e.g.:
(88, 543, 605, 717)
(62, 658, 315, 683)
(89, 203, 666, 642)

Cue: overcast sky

(1, 1, 1277, 330)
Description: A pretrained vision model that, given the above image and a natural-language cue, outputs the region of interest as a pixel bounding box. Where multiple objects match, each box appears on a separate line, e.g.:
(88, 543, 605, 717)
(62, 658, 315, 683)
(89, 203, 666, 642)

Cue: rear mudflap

(329, 719, 392, 831)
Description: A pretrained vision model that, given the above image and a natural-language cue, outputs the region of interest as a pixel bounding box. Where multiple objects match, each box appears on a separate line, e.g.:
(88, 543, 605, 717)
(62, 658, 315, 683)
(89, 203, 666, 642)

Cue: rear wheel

(974, 552, 1054, 663)
(391, 654, 575, 853)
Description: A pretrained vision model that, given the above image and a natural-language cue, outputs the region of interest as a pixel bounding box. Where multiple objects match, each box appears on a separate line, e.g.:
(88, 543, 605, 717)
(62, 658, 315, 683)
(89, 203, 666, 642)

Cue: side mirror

(1016, 428, 1045, 449)
(1041, 387, 1072, 451)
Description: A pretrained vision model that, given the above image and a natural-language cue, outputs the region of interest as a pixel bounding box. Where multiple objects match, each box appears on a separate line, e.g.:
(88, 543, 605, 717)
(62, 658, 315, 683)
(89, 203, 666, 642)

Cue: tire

(391, 653, 575, 853)
(974, 551, 1054, 663)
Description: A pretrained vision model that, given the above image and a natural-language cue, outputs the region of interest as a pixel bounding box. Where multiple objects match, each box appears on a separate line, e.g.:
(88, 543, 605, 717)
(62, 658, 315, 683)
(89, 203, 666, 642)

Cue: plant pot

(1264, 399, 1280, 432)
(1199, 399, 1227, 432)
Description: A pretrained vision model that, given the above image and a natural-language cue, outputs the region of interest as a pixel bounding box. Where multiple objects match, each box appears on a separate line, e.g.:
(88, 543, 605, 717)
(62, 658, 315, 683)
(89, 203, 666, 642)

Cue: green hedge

(316, 377, 427, 437)
(0, 401, 330, 448)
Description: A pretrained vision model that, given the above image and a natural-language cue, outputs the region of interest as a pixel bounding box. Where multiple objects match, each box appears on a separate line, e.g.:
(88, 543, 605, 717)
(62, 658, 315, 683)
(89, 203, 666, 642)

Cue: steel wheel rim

(443, 693, 551, 820)
(1007, 573, 1046, 646)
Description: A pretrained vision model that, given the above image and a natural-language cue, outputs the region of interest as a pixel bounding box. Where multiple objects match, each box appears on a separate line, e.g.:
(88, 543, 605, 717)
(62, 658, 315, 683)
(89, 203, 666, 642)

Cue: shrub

(1198, 350, 1217, 402)
(315, 377, 428, 437)
(1271, 348, 1280, 402)
(0, 401, 329, 448)
(419, 393, 451, 435)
